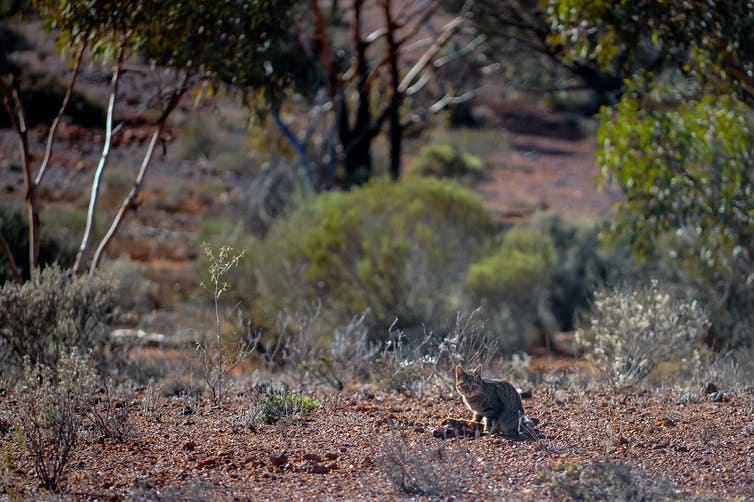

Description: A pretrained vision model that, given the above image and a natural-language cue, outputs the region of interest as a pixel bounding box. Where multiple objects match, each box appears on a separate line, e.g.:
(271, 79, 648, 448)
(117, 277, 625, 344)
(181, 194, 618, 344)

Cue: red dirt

(3, 366, 752, 500)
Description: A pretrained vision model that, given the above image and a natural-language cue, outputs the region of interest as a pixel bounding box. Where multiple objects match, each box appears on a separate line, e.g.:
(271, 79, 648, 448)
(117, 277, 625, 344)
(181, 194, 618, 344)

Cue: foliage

(577, 280, 708, 390)
(405, 143, 485, 180)
(250, 176, 498, 333)
(451, 0, 631, 107)
(596, 87, 753, 348)
(465, 226, 556, 301)
(0, 264, 116, 373)
(598, 90, 754, 275)
(548, 1, 754, 347)
(33, 0, 299, 100)
(0, 204, 80, 283)
(539, 460, 680, 501)
(196, 243, 256, 404)
(13, 350, 99, 491)
(547, 0, 754, 104)
(250, 383, 319, 425)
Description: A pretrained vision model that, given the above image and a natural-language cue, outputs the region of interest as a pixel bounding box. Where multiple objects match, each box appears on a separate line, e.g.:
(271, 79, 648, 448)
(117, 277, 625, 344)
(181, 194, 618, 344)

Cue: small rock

(182, 441, 196, 451)
(308, 463, 331, 474)
(303, 453, 322, 462)
(269, 453, 288, 467)
(659, 416, 676, 427)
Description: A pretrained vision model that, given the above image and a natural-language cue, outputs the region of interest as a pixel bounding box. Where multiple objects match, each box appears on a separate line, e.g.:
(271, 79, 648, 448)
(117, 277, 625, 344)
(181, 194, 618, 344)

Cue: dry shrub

(0, 265, 116, 375)
(88, 379, 135, 443)
(379, 433, 469, 498)
(539, 460, 680, 501)
(14, 350, 99, 491)
(577, 280, 708, 390)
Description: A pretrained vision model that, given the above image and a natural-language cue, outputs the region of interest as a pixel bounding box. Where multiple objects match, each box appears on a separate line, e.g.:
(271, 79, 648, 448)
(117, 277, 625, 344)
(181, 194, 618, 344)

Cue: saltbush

(0, 265, 116, 373)
(249, 176, 498, 333)
(405, 143, 485, 180)
(464, 226, 556, 301)
(577, 280, 708, 390)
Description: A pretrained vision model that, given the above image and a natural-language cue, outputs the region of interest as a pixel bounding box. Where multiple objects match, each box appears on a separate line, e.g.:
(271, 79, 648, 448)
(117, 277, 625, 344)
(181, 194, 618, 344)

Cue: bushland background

(1, 1, 753, 500)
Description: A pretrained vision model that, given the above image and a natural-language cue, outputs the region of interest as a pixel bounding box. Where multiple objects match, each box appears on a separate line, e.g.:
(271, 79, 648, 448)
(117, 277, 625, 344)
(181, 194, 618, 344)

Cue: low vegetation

(2, 0, 754, 498)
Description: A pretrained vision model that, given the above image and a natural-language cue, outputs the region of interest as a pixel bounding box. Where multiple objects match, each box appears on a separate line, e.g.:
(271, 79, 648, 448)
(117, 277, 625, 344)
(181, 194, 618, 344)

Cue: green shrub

(0, 204, 81, 283)
(250, 176, 498, 333)
(427, 127, 507, 163)
(530, 213, 615, 331)
(250, 384, 319, 425)
(577, 280, 708, 390)
(0, 265, 116, 373)
(539, 460, 679, 501)
(463, 226, 557, 350)
(14, 350, 99, 491)
(405, 143, 485, 179)
(465, 226, 556, 301)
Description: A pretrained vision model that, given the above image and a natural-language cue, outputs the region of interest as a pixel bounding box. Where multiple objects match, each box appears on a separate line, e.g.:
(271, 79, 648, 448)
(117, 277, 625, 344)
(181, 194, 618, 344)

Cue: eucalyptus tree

(547, 0, 754, 346)
(0, 0, 299, 279)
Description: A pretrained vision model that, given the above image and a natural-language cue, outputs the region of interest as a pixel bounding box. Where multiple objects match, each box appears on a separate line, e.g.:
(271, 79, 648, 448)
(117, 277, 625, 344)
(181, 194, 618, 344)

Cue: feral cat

(455, 364, 526, 436)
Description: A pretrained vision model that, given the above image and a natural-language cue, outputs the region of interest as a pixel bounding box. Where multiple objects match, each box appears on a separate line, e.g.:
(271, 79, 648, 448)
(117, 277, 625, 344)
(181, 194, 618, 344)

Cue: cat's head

(455, 364, 483, 393)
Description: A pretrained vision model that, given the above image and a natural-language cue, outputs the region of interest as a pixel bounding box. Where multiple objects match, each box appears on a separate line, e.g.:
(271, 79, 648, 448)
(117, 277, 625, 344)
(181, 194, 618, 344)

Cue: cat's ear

(454, 366, 464, 379)
(471, 363, 483, 377)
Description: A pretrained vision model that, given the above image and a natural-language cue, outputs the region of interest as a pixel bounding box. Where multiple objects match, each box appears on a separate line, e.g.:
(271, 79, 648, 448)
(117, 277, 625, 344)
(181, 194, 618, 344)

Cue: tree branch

(73, 43, 126, 274)
(90, 69, 192, 273)
(35, 39, 88, 187)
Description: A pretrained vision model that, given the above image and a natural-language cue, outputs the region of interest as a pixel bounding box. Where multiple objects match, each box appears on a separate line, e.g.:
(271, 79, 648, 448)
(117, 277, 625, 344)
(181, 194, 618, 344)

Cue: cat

(455, 364, 527, 436)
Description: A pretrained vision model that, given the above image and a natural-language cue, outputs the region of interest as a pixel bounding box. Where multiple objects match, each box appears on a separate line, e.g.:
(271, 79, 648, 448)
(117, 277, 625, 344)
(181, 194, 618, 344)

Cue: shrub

(0, 204, 81, 283)
(250, 383, 319, 425)
(577, 280, 708, 390)
(250, 176, 498, 334)
(405, 143, 485, 180)
(427, 127, 507, 162)
(373, 307, 500, 397)
(14, 350, 99, 491)
(539, 460, 679, 501)
(464, 226, 556, 350)
(380, 433, 468, 497)
(0, 265, 117, 374)
(272, 308, 379, 390)
(465, 226, 556, 300)
(530, 213, 613, 331)
(88, 379, 135, 443)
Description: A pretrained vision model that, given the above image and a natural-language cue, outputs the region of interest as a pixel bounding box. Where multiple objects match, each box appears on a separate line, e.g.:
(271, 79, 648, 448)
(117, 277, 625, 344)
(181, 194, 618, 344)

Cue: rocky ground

(2, 354, 753, 501)
(3, 19, 751, 502)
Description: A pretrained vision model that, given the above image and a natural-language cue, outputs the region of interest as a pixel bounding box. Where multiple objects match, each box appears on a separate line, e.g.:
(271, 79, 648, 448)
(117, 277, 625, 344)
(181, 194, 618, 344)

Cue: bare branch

(1, 51, 39, 272)
(35, 39, 88, 187)
(73, 44, 126, 274)
(397, 15, 465, 94)
(90, 70, 193, 273)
